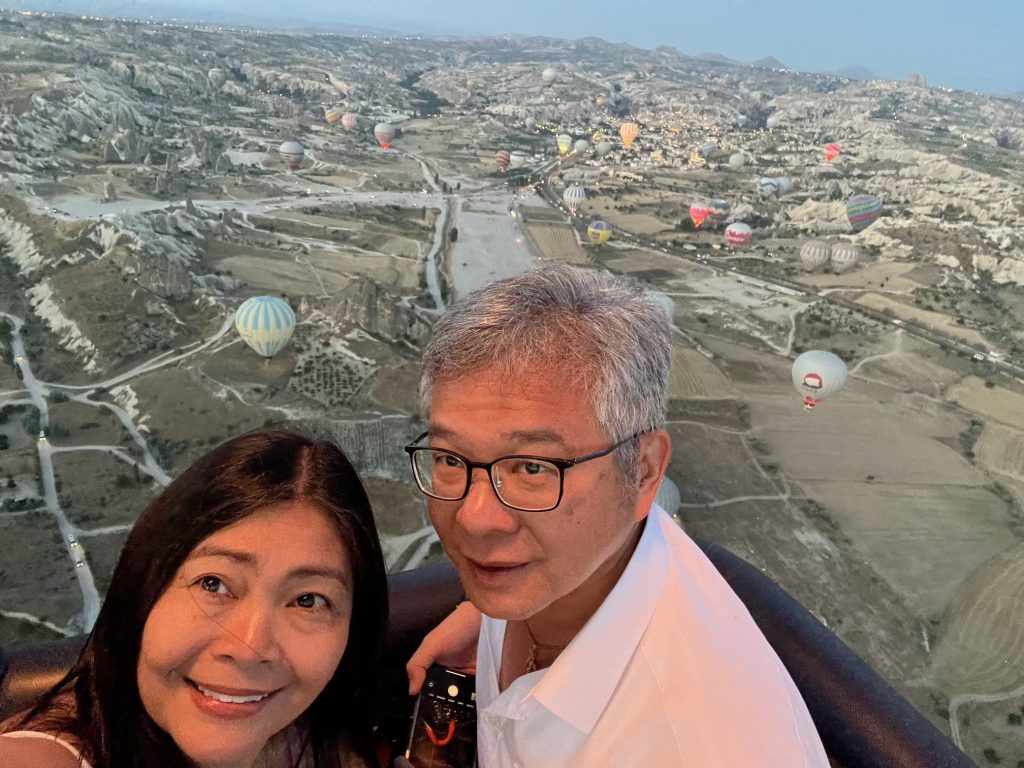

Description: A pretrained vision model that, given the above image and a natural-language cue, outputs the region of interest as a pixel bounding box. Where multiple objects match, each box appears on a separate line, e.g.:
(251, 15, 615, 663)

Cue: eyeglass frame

(403, 430, 645, 512)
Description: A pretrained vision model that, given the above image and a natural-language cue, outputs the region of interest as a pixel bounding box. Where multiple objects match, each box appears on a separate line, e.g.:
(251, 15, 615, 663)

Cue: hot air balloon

(525, 116, 537, 130)
(595, 94, 608, 107)
(725, 222, 752, 249)
(756, 177, 780, 197)
(654, 476, 681, 516)
(698, 140, 717, 158)
(324, 108, 343, 125)
(509, 150, 529, 169)
(824, 142, 841, 162)
(792, 350, 847, 410)
(542, 67, 558, 85)
(587, 220, 612, 245)
(799, 241, 831, 272)
(207, 68, 227, 89)
(595, 140, 613, 157)
(620, 122, 639, 149)
(573, 138, 589, 154)
(765, 114, 783, 130)
(736, 114, 749, 128)
(847, 194, 883, 232)
(341, 113, 358, 131)
(728, 152, 746, 169)
(707, 200, 731, 227)
(830, 242, 861, 273)
(495, 150, 511, 172)
(277, 141, 304, 171)
(374, 122, 396, 150)
(235, 296, 296, 359)
(689, 203, 711, 228)
(563, 185, 586, 214)
(775, 176, 795, 195)
(556, 133, 573, 155)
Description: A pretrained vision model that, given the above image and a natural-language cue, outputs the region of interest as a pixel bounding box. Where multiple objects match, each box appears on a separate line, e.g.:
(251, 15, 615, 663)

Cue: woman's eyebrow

(187, 546, 350, 587)
(286, 566, 352, 589)
(188, 545, 257, 567)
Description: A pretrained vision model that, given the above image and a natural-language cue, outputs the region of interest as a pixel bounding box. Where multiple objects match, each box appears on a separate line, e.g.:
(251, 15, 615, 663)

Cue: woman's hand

(406, 601, 482, 695)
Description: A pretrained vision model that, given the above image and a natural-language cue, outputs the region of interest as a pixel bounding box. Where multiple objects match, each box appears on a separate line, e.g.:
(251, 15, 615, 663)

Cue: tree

(449, 228, 459, 242)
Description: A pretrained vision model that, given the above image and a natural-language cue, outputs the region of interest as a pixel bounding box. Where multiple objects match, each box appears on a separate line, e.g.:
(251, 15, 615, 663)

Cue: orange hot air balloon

(620, 121, 639, 149)
(824, 142, 841, 162)
(495, 150, 511, 172)
(689, 203, 710, 228)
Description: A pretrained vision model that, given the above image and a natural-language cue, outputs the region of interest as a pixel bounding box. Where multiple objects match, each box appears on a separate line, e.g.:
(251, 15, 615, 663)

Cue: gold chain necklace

(523, 621, 564, 674)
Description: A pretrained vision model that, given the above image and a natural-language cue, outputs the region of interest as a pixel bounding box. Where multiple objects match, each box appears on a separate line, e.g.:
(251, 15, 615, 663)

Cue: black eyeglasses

(403, 431, 642, 512)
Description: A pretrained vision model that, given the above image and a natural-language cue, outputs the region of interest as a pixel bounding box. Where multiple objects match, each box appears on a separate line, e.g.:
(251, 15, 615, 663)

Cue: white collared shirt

(475, 505, 830, 768)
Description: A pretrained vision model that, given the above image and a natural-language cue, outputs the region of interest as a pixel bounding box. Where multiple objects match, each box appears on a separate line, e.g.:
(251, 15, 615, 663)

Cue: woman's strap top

(1, 730, 95, 767)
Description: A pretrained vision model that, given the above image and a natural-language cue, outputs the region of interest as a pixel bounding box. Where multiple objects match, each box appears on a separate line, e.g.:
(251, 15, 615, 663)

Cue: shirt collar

(529, 503, 671, 734)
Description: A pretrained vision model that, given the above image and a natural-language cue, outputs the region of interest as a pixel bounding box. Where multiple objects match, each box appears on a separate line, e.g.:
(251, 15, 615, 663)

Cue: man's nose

(454, 467, 520, 535)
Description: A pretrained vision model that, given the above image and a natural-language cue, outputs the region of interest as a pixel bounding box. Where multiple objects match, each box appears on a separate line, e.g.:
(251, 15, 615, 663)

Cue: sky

(20, 0, 1024, 95)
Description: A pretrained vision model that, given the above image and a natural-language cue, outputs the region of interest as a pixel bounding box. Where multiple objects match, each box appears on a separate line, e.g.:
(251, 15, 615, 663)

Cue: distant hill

(697, 52, 736, 65)
(834, 65, 878, 81)
(751, 56, 788, 70)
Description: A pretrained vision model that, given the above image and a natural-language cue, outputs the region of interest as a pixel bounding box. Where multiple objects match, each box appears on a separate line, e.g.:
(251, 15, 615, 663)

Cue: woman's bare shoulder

(0, 733, 83, 768)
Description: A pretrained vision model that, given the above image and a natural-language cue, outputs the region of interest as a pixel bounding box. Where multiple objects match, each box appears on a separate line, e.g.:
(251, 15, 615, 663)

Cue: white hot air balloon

(573, 138, 590, 154)
(277, 141, 304, 171)
(563, 184, 586, 214)
(374, 122, 396, 149)
(595, 140, 613, 157)
(830, 242, 861, 273)
(728, 152, 746, 169)
(792, 350, 848, 409)
(655, 476, 681, 517)
(799, 241, 831, 272)
(766, 114, 783, 130)
(542, 67, 558, 85)
(509, 150, 529, 169)
(525, 116, 537, 130)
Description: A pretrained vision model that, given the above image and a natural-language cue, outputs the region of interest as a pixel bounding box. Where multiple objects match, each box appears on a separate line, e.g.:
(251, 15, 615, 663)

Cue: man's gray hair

(419, 264, 671, 487)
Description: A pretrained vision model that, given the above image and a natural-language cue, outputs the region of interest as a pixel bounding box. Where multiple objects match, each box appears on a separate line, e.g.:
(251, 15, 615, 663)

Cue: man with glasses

(404, 264, 828, 767)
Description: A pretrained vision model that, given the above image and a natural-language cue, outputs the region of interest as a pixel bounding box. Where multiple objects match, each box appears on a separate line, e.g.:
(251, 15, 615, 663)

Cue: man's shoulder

(0, 733, 83, 768)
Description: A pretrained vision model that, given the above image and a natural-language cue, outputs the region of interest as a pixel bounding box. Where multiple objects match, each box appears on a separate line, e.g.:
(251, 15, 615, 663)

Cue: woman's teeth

(195, 683, 270, 704)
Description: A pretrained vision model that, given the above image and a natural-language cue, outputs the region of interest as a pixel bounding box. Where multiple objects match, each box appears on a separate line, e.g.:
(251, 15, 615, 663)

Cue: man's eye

(509, 460, 554, 476)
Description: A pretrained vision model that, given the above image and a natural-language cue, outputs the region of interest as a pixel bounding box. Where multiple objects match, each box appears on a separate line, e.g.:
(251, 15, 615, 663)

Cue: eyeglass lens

(411, 449, 561, 511)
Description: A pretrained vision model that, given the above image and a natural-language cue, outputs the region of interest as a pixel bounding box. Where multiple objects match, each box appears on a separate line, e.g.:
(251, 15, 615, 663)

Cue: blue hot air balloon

(234, 296, 296, 358)
(847, 194, 883, 232)
(707, 199, 731, 226)
(563, 184, 586, 214)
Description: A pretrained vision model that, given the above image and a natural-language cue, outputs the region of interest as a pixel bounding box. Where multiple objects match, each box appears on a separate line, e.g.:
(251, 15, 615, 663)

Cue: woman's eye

(295, 593, 330, 610)
(196, 576, 230, 595)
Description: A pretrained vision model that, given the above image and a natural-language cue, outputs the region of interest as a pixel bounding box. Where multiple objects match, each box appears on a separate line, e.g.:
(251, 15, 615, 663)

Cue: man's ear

(633, 429, 672, 522)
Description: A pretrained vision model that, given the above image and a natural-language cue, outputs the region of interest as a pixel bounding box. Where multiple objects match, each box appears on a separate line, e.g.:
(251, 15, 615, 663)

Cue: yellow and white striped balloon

(235, 296, 296, 358)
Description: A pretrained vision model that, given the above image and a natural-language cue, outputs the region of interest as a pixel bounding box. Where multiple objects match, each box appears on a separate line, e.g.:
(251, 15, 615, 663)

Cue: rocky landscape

(1, 9, 1024, 763)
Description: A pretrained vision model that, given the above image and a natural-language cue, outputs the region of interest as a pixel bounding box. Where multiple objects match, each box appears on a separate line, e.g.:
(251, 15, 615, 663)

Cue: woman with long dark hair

(0, 430, 388, 768)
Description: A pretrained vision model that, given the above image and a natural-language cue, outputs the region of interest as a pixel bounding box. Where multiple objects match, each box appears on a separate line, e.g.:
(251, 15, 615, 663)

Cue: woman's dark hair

(10, 430, 388, 768)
